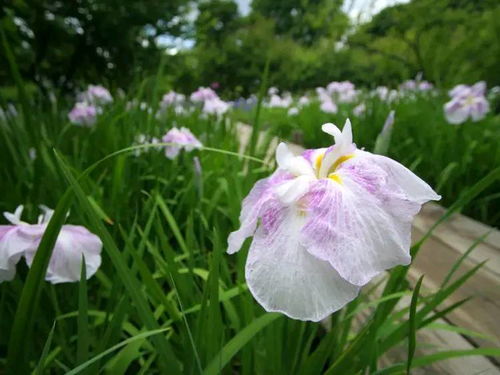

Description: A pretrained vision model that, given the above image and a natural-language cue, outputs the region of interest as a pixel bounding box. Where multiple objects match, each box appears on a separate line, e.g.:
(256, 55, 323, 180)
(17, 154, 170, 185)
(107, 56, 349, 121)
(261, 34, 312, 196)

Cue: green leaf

(203, 313, 281, 375)
(34, 322, 57, 375)
(77, 255, 90, 368)
(65, 328, 171, 375)
(407, 275, 424, 374)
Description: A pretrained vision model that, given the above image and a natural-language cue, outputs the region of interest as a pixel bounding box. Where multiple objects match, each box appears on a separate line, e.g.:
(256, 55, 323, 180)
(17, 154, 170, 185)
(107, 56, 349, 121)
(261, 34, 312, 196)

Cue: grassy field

(1, 81, 500, 374)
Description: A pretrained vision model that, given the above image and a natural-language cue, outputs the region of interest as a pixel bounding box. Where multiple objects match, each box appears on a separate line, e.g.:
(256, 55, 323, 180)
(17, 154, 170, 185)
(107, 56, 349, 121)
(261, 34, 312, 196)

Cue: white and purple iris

(0, 205, 102, 284)
(227, 120, 440, 321)
(162, 127, 202, 159)
(190, 87, 218, 103)
(68, 102, 98, 126)
(444, 81, 490, 124)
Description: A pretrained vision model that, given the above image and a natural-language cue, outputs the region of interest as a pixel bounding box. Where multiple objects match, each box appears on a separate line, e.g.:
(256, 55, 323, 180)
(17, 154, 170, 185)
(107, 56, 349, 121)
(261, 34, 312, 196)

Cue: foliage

(1, 81, 499, 373)
(0, 0, 189, 92)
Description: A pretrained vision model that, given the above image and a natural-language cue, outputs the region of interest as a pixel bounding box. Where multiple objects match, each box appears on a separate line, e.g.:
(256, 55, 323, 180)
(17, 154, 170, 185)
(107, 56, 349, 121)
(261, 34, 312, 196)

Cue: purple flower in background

(162, 127, 202, 159)
(80, 85, 113, 106)
(1, 205, 102, 283)
(68, 102, 97, 126)
(320, 99, 337, 114)
(227, 119, 440, 321)
(190, 87, 218, 102)
(210, 82, 220, 90)
(444, 81, 489, 124)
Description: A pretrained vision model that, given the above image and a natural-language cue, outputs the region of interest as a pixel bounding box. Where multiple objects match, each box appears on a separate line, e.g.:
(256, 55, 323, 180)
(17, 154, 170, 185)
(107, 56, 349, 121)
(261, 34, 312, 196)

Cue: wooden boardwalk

(237, 123, 500, 373)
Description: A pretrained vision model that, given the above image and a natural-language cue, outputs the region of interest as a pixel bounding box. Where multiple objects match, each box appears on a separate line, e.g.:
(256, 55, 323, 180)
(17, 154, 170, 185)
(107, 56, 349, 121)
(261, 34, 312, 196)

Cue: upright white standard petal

(246, 206, 360, 322)
(23, 225, 102, 284)
(276, 143, 315, 177)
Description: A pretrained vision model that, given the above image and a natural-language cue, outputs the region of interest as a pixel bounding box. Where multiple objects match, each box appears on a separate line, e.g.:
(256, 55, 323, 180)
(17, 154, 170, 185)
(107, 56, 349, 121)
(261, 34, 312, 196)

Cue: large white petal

(24, 225, 102, 284)
(246, 207, 360, 322)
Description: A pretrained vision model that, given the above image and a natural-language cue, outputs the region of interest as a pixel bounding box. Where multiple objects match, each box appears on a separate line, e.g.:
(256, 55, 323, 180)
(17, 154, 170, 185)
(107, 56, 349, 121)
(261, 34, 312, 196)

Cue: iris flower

(227, 120, 440, 321)
(162, 127, 202, 159)
(1, 205, 102, 284)
(444, 81, 490, 124)
(68, 102, 97, 126)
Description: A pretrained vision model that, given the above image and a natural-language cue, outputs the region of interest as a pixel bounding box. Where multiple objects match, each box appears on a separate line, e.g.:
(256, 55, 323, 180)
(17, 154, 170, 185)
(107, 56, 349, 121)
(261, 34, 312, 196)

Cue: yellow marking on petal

(315, 153, 324, 171)
(331, 153, 355, 172)
(328, 173, 343, 184)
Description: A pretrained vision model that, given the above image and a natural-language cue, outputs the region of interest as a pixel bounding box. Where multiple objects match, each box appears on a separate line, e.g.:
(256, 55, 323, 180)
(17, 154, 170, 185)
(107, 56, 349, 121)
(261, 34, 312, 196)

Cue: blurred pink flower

(320, 99, 337, 114)
(68, 102, 97, 126)
(444, 81, 489, 124)
(190, 87, 218, 102)
(162, 127, 202, 159)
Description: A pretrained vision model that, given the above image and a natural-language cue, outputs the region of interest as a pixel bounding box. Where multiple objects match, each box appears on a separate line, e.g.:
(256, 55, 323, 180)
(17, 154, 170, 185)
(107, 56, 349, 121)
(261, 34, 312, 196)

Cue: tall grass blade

(203, 313, 281, 375)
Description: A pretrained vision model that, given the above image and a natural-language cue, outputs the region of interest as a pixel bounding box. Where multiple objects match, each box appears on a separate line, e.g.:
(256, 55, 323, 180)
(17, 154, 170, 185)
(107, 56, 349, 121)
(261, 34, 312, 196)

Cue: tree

(0, 0, 189, 92)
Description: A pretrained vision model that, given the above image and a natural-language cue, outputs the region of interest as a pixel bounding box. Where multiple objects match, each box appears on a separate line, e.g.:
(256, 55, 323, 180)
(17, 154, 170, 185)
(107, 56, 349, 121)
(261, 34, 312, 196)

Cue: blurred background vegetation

(1, 0, 499, 98)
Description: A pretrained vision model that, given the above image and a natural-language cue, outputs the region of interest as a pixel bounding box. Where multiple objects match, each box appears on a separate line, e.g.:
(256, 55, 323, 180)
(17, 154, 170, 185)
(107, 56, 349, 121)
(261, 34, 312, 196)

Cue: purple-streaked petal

(300, 153, 439, 286)
(227, 171, 290, 254)
(444, 101, 469, 124)
(246, 206, 360, 321)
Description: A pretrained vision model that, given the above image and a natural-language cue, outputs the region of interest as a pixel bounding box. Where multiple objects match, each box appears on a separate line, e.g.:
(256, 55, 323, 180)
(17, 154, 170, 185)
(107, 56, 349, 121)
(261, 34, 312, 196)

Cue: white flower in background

(203, 97, 230, 116)
(162, 127, 202, 159)
(227, 119, 440, 321)
(160, 91, 185, 109)
(28, 147, 37, 160)
(68, 102, 97, 126)
(267, 93, 293, 108)
(268, 87, 279, 96)
(288, 107, 299, 116)
(298, 96, 310, 107)
(353, 103, 366, 117)
(444, 81, 490, 124)
(1, 205, 102, 283)
(375, 86, 398, 103)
